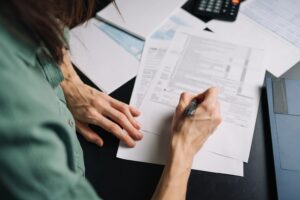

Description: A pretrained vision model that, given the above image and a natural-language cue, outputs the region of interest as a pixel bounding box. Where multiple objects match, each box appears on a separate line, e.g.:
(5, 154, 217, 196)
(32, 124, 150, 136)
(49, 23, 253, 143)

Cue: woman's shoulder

(0, 15, 39, 70)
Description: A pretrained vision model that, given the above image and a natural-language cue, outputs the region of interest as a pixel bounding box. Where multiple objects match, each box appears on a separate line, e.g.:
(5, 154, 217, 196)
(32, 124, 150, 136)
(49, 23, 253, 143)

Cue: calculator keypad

(194, 0, 241, 21)
(198, 0, 223, 13)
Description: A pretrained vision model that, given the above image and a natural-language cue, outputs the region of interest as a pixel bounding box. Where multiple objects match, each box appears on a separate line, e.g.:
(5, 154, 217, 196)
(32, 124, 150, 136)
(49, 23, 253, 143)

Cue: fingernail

(129, 140, 136, 148)
(98, 140, 104, 147)
(132, 107, 141, 115)
(137, 131, 143, 140)
(135, 121, 141, 129)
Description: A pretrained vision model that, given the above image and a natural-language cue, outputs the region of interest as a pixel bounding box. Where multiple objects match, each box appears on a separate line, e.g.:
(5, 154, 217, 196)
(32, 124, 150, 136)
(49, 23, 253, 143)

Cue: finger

(195, 91, 206, 103)
(94, 114, 136, 147)
(178, 92, 195, 109)
(104, 107, 143, 140)
(110, 99, 141, 129)
(129, 106, 141, 117)
(76, 121, 104, 147)
(201, 87, 219, 105)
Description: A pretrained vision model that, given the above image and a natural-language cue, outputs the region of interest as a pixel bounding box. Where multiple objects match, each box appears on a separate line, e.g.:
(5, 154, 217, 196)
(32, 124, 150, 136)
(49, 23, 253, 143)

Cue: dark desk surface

(75, 1, 300, 199)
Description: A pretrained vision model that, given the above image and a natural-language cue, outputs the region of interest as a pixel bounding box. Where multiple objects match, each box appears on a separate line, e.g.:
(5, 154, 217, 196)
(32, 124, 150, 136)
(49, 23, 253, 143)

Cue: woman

(0, 1, 222, 199)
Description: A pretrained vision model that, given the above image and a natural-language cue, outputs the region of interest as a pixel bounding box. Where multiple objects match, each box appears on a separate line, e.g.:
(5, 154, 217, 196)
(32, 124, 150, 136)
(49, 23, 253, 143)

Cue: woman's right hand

(151, 88, 222, 200)
(171, 88, 222, 159)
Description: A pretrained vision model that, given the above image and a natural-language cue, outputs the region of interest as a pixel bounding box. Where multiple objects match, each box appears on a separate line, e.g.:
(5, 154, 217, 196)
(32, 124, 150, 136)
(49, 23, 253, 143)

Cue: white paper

(69, 19, 141, 93)
(70, 9, 205, 94)
(207, 12, 300, 77)
(118, 131, 244, 176)
(241, 0, 300, 49)
(118, 37, 244, 177)
(130, 40, 170, 108)
(139, 31, 266, 163)
(151, 8, 207, 41)
(131, 9, 207, 107)
(96, 0, 186, 39)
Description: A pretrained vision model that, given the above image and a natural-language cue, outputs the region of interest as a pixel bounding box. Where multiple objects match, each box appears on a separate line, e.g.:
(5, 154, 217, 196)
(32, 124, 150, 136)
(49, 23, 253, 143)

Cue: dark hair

(0, 0, 96, 64)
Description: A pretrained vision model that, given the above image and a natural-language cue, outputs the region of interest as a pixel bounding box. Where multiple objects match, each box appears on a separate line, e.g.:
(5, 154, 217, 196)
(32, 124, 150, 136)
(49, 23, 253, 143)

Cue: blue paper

(97, 23, 144, 60)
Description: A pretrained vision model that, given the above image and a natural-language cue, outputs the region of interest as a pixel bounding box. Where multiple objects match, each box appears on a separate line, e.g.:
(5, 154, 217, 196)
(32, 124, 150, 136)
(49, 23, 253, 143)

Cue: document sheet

(241, 0, 300, 49)
(96, 0, 186, 39)
(131, 9, 206, 107)
(207, 2, 300, 77)
(138, 31, 266, 163)
(118, 40, 243, 176)
(69, 19, 141, 93)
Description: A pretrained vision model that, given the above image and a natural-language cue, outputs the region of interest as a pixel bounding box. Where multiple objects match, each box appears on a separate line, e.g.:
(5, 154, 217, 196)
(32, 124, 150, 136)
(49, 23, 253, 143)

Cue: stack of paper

(69, 9, 205, 93)
(118, 0, 300, 177)
(96, 0, 187, 39)
(69, 0, 300, 177)
(117, 28, 268, 176)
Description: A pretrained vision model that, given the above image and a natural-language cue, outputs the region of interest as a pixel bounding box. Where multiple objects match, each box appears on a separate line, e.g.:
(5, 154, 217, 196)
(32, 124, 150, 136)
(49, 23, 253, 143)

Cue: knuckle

(98, 92, 107, 99)
(109, 124, 120, 134)
(86, 107, 96, 115)
(201, 103, 210, 111)
(91, 98, 99, 107)
(120, 104, 128, 113)
(116, 114, 127, 122)
(86, 109, 98, 122)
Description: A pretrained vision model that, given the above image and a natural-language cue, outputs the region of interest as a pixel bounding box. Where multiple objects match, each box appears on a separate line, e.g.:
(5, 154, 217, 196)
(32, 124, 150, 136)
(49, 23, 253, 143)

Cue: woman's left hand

(61, 80, 143, 147)
(59, 50, 143, 147)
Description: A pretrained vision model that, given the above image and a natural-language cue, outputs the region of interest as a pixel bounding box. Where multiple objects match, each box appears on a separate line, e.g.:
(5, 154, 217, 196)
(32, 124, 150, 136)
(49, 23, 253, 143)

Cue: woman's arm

(59, 49, 142, 147)
(152, 89, 222, 200)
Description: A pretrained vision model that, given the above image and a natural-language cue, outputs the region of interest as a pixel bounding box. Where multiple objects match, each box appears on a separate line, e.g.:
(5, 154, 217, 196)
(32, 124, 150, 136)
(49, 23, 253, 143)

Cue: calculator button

(232, 0, 240, 5)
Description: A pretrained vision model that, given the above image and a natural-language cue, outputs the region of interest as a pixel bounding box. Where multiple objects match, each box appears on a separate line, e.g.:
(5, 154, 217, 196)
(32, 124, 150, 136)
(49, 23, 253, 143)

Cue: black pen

(184, 99, 198, 117)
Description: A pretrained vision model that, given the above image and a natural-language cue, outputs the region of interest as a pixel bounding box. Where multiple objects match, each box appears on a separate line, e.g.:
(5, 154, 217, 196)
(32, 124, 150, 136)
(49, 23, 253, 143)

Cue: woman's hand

(61, 80, 142, 147)
(59, 49, 142, 147)
(171, 88, 222, 158)
(152, 88, 222, 200)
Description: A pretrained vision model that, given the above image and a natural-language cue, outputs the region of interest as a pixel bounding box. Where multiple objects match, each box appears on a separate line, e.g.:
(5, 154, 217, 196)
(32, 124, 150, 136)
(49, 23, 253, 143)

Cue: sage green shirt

(0, 17, 101, 199)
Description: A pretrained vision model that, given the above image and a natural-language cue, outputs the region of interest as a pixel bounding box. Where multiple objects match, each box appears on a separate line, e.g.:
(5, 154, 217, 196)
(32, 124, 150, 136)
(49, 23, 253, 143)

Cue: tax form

(138, 31, 266, 163)
(118, 41, 244, 177)
(117, 32, 269, 176)
(131, 9, 206, 108)
(129, 40, 170, 108)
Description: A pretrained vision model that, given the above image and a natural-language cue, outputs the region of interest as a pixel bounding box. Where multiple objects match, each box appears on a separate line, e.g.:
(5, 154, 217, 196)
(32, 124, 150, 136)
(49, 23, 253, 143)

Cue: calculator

(193, 0, 243, 21)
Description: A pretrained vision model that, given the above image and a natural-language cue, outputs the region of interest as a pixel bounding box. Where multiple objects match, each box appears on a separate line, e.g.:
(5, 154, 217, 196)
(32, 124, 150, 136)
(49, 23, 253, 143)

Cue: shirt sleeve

(0, 44, 102, 200)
